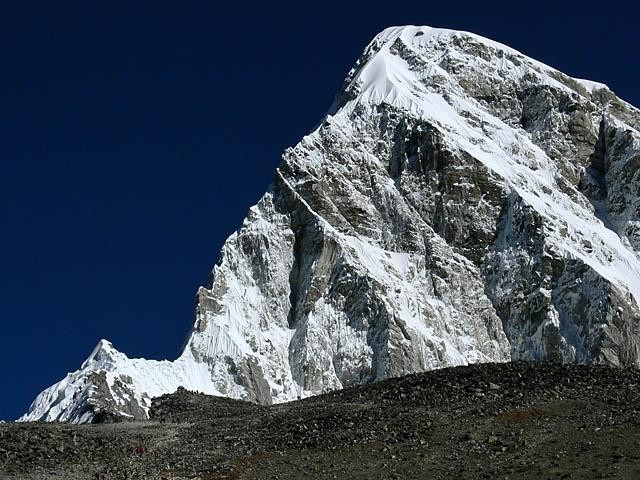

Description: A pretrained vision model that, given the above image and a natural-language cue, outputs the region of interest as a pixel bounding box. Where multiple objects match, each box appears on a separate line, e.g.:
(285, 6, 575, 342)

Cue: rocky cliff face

(20, 26, 640, 423)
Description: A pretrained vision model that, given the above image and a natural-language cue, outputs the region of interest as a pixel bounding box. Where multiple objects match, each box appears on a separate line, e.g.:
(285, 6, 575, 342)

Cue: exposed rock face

(20, 26, 640, 423)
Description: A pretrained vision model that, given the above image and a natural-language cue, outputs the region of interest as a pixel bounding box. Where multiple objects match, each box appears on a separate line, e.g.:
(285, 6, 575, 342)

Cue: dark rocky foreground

(2, 362, 640, 479)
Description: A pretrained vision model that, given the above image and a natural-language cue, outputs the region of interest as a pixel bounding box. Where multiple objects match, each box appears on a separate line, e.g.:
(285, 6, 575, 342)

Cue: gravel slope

(2, 362, 640, 479)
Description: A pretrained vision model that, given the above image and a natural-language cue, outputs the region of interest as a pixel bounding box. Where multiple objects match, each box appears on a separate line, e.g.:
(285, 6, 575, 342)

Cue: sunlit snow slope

(21, 26, 640, 423)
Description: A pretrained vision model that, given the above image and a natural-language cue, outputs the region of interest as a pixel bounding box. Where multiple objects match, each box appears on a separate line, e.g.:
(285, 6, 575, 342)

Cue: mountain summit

(21, 26, 640, 423)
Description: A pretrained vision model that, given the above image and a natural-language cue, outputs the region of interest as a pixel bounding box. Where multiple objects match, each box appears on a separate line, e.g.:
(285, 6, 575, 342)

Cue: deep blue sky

(1, 2, 637, 420)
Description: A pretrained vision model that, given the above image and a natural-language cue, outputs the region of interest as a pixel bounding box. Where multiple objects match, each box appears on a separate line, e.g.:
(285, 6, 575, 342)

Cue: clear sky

(1, 1, 638, 420)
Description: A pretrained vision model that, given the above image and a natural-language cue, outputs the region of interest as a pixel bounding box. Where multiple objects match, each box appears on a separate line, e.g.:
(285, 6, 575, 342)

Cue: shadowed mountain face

(4, 362, 640, 479)
(20, 26, 640, 424)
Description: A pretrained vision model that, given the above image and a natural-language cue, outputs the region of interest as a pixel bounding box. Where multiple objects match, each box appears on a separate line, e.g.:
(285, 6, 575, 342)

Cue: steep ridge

(20, 26, 640, 423)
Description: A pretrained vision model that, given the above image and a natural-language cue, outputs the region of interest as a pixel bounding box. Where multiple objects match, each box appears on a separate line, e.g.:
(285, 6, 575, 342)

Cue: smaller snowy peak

(18, 339, 226, 423)
(81, 339, 120, 368)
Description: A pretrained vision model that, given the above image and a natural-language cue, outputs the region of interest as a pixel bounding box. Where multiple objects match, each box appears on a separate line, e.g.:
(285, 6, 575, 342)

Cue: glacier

(20, 26, 640, 422)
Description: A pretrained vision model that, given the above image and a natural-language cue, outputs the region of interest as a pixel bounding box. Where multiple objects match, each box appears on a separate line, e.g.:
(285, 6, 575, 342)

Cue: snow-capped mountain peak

(20, 25, 640, 423)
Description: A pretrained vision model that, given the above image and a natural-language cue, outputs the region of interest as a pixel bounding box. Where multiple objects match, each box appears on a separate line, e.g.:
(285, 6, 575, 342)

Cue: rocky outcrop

(20, 25, 640, 423)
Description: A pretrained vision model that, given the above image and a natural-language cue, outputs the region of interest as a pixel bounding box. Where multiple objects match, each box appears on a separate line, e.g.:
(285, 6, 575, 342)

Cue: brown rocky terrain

(2, 362, 640, 479)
